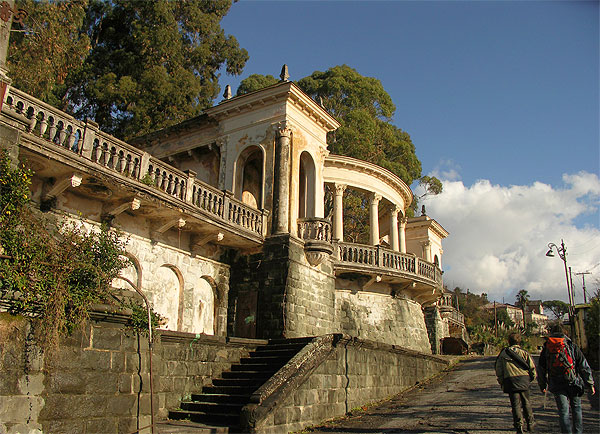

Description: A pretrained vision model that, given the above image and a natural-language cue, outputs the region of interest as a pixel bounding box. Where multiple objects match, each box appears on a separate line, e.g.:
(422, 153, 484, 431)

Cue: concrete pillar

(333, 183, 346, 241)
(369, 193, 381, 246)
(399, 217, 407, 253)
(389, 205, 400, 251)
(272, 123, 291, 234)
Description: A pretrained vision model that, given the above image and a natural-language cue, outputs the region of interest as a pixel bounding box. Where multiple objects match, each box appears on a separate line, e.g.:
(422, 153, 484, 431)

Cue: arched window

(299, 151, 316, 218)
(234, 146, 263, 209)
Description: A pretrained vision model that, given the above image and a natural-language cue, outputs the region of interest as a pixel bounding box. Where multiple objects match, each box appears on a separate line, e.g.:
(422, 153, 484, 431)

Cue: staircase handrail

(240, 334, 347, 431)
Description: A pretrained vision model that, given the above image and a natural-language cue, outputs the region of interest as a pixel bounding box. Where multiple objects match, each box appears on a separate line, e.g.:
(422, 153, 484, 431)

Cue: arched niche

(181, 276, 215, 335)
(234, 145, 264, 209)
(152, 264, 184, 331)
(298, 151, 316, 218)
(112, 253, 142, 292)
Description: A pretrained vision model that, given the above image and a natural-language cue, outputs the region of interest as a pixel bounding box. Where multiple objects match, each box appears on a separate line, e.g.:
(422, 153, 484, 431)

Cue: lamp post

(546, 239, 576, 339)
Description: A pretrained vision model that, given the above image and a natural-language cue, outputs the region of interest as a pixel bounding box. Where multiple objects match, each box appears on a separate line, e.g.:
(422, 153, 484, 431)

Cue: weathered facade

(0, 5, 457, 431)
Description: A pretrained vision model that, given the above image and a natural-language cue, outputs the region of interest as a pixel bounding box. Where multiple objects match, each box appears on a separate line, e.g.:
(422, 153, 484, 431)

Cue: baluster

(48, 118, 57, 143)
(116, 151, 125, 173)
(57, 122, 67, 146)
(124, 155, 132, 176)
(173, 177, 180, 197)
(38, 113, 48, 139)
(67, 127, 76, 151)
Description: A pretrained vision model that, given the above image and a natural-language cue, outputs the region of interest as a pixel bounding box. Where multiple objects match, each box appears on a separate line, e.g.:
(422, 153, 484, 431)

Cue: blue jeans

(554, 392, 582, 434)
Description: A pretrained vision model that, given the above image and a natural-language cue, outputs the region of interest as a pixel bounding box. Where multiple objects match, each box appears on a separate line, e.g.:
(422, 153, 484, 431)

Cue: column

(272, 122, 291, 234)
(423, 240, 432, 262)
(399, 217, 407, 253)
(333, 183, 346, 241)
(369, 193, 382, 245)
(389, 205, 401, 251)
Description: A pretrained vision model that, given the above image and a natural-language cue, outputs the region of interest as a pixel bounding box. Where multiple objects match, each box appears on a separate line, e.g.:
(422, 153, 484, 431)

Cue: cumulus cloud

(420, 171, 600, 305)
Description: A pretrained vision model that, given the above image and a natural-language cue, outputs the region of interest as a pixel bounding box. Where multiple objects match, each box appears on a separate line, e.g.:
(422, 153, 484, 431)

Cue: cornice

(204, 82, 340, 132)
(406, 216, 449, 239)
(324, 154, 413, 208)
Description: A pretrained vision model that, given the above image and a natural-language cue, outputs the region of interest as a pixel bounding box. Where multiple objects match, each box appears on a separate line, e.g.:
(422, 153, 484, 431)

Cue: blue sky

(220, 0, 600, 304)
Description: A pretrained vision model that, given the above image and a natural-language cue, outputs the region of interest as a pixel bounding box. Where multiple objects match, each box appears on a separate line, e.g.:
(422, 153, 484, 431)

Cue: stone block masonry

(0, 313, 265, 434)
(255, 234, 337, 339)
(241, 334, 449, 434)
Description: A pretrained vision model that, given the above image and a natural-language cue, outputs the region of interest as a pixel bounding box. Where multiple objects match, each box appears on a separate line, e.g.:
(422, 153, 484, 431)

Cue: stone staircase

(168, 337, 313, 431)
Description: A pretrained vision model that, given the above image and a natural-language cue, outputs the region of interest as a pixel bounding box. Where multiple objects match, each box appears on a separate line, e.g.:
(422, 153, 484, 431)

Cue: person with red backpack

(537, 324, 595, 434)
(495, 332, 538, 433)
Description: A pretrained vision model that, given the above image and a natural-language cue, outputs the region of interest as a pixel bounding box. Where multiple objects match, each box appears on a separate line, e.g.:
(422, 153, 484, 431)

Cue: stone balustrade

(297, 217, 332, 242)
(334, 241, 442, 286)
(2, 86, 266, 238)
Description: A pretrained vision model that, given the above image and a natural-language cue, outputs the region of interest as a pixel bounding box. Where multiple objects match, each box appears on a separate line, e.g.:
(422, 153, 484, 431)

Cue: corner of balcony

(297, 218, 334, 266)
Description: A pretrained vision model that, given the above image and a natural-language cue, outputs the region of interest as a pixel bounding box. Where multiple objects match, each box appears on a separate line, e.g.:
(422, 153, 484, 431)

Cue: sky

(219, 0, 600, 305)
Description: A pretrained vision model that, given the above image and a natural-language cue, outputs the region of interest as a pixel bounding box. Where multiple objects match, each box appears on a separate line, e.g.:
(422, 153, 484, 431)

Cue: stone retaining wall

(241, 334, 450, 434)
(0, 314, 265, 434)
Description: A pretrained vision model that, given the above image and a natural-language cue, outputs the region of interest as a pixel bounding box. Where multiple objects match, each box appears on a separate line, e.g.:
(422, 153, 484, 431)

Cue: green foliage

(452, 287, 490, 328)
(543, 299, 569, 320)
(516, 289, 530, 325)
(9, 0, 248, 140)
(8, 0, 91, 110)
(584, 292, 599, 369)
(0, 150, 130, 349)
(236, 74, 278, 96)
(122, 298, 162, 336)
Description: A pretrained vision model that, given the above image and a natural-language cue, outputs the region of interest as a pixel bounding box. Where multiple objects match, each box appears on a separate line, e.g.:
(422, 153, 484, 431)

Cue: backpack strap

(505, 347, 531, 371)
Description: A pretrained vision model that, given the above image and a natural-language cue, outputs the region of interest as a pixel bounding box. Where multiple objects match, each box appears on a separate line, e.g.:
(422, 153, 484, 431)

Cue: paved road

(309, 356, 600, 434)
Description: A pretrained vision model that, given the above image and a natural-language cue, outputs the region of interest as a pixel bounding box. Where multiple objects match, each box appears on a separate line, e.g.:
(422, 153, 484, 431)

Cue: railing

(333, 241, 442, 285)
(297, 218, 332, 242)
(441, 308, 465, 326)
(3, 86, 266, 238)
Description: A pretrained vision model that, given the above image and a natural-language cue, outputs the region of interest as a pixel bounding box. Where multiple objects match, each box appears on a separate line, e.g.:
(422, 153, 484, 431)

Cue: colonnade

(331, 183, 407, 253)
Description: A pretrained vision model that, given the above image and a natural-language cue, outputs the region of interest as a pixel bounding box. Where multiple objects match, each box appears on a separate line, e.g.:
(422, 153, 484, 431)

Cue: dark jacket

(495, 345, 536, 393)
(537, 333, 594, 394)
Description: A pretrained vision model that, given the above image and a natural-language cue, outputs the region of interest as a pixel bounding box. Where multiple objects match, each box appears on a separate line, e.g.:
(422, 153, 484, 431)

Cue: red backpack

(546, 337, 577, 383)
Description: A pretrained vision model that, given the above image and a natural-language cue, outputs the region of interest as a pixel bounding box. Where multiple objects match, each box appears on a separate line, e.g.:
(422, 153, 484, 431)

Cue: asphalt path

(308, 356, 600, 434)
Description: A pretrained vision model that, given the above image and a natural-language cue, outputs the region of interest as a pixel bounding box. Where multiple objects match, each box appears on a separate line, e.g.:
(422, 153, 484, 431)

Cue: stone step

(168, 409, 238, 427)
(239, 355, 290, 365)
(180, 400, 245, 414)
(191, 393, 249, 404)
(202, 385, 258, 395)
(212, 377, 264, 388)
(249, 348, 298, 358)
(267, 337, 314, 345)
(157, 420, 231, 433)
(254, 342, 310, 352)
(230, 363, 278, 373)
(221, 370, 271, 380)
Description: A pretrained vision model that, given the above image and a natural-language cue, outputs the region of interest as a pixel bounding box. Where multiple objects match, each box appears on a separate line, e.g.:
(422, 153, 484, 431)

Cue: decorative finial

(280, 64, 289, 82)
(421, 205, 426, 216)
(223, 85, 232, 100)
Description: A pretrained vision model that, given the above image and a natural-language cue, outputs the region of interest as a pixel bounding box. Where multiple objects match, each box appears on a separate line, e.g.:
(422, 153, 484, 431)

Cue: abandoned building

(0, 6, 464, 433)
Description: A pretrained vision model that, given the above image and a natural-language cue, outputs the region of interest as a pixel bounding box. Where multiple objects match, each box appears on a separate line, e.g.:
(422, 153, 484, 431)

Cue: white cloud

(422, 171, 600, 305)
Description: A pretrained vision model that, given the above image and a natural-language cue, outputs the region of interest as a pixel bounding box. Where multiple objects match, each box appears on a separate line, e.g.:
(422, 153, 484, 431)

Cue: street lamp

(546, 239, 576, 338)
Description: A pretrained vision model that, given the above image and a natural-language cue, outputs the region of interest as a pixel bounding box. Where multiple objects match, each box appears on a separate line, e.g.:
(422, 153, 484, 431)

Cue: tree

(515, 289, 530, 327)
(235, 73, 278, 96)
(9, 0, 248, 140)
(542, 299, 569, 321)
(8, 0, 91, 110)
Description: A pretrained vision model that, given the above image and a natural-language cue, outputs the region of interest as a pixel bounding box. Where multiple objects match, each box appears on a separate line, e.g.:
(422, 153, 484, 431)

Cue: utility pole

(575, 271, 591, 304)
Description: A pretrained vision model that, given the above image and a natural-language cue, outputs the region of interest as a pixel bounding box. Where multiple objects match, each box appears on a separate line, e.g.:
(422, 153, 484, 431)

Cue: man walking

(495, 332, 537, 433)
(538, 324, 595, 434)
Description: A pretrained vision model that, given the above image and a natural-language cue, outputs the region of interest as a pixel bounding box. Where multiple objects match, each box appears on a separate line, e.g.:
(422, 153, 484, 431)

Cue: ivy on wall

(0, 149, 157, 349)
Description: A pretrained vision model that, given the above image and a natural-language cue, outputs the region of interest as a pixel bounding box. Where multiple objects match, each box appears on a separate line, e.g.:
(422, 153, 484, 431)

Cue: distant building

(483, 301, 548, 332)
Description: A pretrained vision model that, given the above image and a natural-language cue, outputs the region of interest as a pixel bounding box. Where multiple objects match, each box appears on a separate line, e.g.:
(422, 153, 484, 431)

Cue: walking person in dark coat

(495, 332, 537, 433)
(537, 324, 595, 434)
